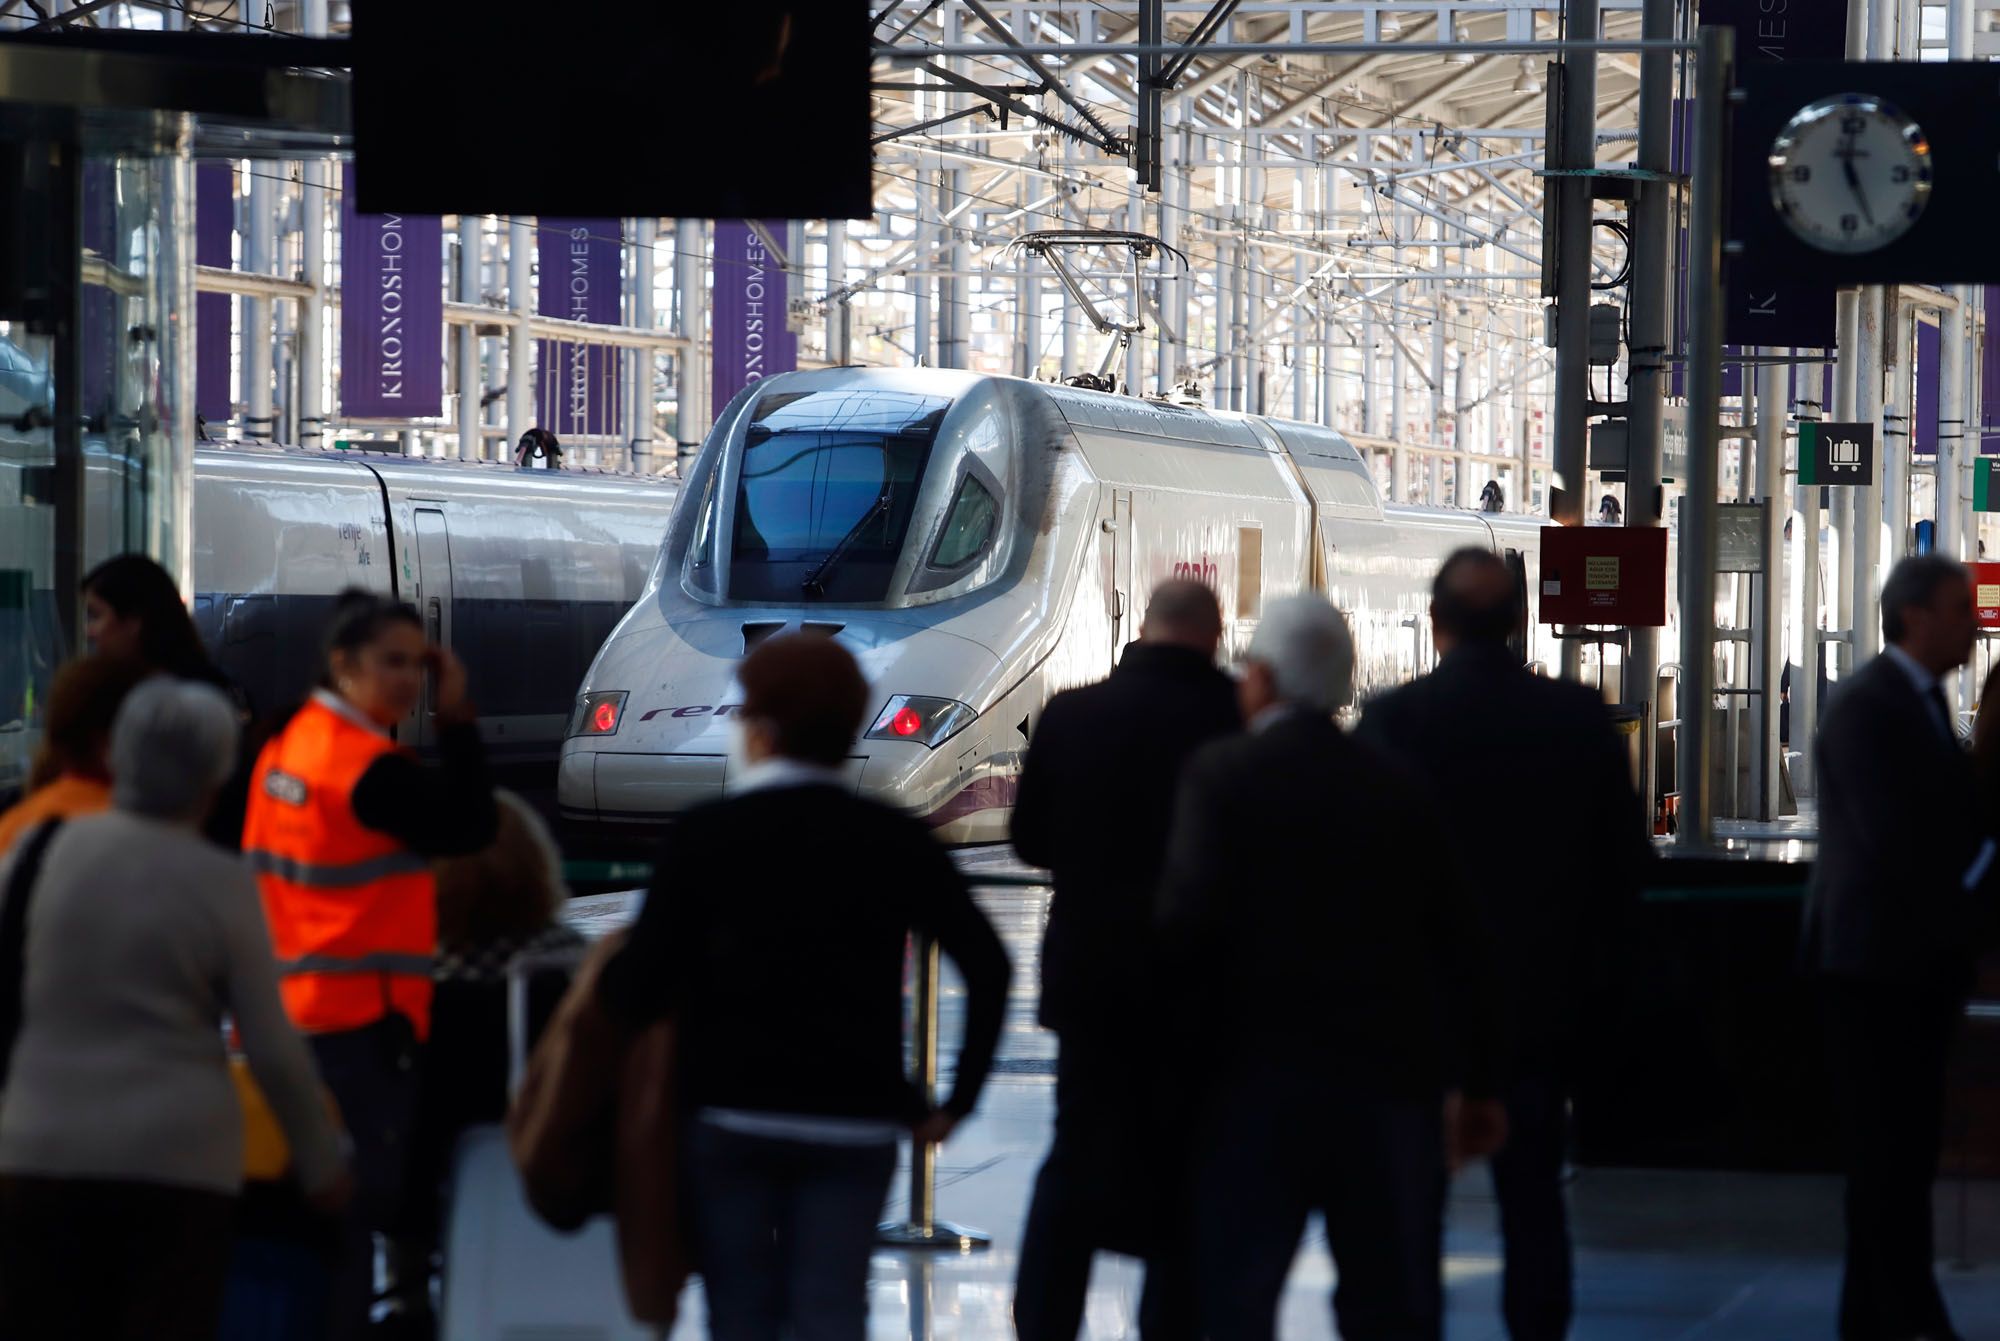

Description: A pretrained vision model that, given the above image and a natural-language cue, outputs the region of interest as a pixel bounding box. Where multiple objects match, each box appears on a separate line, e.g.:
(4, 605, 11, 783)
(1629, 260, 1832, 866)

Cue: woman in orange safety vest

(240, 590, 497, 1341)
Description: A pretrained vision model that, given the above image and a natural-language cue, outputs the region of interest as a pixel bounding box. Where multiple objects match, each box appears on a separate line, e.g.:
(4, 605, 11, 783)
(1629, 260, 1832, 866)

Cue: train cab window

(931, 475, 998, 570)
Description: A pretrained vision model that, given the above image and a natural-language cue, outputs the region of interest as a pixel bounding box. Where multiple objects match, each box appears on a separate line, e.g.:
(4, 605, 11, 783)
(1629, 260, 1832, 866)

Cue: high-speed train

(0, 445, 676, 797)
(559, 367, 1555, 846)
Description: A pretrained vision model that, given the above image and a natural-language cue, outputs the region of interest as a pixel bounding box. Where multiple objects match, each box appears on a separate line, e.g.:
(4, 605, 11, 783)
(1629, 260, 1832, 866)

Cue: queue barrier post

(877, 929, 990, 1251)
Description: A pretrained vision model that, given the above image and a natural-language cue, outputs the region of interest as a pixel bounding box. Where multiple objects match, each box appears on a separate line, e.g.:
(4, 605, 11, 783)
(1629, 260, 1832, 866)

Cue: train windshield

(719, 389, 950, 603)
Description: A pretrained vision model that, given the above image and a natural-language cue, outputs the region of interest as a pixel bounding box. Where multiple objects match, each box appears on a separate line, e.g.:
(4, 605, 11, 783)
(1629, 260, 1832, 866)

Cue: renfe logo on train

(638, 704, 746, 722)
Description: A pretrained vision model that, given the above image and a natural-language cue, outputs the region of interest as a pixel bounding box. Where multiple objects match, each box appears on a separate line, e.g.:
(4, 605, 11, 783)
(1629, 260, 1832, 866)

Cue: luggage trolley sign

(1538, 526, 1670, 627)
(1798, 422, 1874, 486)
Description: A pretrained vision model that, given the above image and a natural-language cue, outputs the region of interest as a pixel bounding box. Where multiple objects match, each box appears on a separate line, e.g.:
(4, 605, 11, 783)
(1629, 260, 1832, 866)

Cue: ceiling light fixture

(1445, 19, 1475, 64)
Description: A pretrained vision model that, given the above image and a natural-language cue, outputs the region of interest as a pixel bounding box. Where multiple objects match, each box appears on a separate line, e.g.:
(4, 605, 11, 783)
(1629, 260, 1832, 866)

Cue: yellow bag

(232, 1056, 293, 1182)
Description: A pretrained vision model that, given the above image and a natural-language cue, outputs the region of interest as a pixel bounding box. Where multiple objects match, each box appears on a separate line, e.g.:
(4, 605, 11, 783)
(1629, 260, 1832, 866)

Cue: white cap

(1243, 594, 1355, 714)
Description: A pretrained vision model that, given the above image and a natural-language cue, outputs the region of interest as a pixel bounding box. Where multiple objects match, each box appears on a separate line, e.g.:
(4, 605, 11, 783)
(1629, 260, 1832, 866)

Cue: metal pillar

(674, 218, 704, 461)
(298, 160, 326, 446)
(828, 218, 851, 367)
(1431, 320, 1448, 505)
(1797, 384, 1822, 795)
(1624, 0, 1673, 821)
(507, 216, 534, 457)
(1677, 24, 1735, 852)
(245, 161, 275, 442)
(1884, 299, 1912, 561)
(1756, 354, 1785, 820)
(630, 216, 657, 474)
(1831, 289, 1860, 668)
(1552, 0, 1600, 679)
(875, 933, 989, 1251)
(457, 217, 481, 461)
(1391, 330, 1408, 499)
(937, 169, 967, 369)
(1852, 285, 1884, 660)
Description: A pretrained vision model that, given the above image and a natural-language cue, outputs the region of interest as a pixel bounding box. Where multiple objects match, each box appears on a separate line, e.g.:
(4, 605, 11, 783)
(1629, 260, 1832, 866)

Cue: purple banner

(1914, 320, 1940, 456)
(338, 166, 444, 419)
(710, 220, 798, 420)
(195, 164, 234, 427)
(535, 218, 623, 439)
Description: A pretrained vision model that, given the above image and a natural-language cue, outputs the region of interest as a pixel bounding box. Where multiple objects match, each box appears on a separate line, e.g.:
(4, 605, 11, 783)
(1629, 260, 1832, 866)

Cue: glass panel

(932, 475, 997, 569)
(0, 322, 58, 795)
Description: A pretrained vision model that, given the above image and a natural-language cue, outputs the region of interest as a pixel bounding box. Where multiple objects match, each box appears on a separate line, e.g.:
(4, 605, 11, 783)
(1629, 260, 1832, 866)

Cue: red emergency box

(1538, 525, 1669, 627)
(1973, 563, 2000, 629)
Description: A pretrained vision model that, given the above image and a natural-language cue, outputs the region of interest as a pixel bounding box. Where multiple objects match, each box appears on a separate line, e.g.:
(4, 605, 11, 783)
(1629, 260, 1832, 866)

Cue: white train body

(560, 367, 1556, 844)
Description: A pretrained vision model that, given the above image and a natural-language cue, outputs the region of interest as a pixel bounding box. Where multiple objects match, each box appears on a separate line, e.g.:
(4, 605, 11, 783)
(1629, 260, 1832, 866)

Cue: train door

(413, 508, 453, 748)
(1110, 489, 1133, 667)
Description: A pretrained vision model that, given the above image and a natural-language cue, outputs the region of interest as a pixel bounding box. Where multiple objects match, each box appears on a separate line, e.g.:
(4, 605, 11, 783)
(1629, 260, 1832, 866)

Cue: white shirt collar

(311, 688, 391, 738)
(1882, 643, 1939, 697)
(726, 757, 848, 796)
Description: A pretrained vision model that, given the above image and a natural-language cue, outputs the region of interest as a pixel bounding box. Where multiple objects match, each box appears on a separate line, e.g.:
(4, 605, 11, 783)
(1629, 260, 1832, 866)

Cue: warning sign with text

(1974, 564, 2000, 628)
(1539, 525, 1669, 627)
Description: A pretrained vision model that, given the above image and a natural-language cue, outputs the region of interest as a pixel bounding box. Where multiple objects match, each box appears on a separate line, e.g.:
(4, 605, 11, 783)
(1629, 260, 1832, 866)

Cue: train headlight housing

(569, 691, 628, 738)
(865, 695, 976, 749)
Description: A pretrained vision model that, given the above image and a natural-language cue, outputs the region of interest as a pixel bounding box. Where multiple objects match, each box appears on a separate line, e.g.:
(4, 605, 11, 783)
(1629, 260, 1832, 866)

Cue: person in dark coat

(1803, 554, 1986, 1341)
(597, 632, 1011, 1341)
(1010, 579, 1241, 1341)
(1161, 593, 1508, 1341)
(1357, 548, 1647, 1341)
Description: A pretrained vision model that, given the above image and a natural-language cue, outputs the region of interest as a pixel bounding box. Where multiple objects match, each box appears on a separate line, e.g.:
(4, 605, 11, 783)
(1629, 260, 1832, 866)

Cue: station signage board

(1973, 563, 2000, 628)
(1975, 459, 2000, 513)
(1538, 525, 1670, 627)
(1797, 421, 1874, 486)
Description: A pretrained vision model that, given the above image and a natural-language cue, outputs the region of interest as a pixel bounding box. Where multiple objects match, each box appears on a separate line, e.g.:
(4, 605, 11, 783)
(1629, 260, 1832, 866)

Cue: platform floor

(577, 863, 2000, 1340)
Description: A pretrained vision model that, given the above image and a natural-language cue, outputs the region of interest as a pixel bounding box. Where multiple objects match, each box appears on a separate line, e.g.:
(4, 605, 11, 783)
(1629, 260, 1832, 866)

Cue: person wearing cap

(1012, 578, 1241, 1341)
(1359, 548, 1647, 1341)
(597, 631, 1011, 1339)
(1158, 593, 1507, 1341)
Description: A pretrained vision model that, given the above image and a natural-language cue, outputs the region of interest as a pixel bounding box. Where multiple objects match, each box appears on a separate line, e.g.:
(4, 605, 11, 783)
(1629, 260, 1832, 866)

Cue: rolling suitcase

(437, 946, 658, 1341)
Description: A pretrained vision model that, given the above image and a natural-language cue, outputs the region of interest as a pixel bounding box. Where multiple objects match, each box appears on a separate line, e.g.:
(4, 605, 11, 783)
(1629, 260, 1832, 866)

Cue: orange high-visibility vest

(242, 691, 437, 1039)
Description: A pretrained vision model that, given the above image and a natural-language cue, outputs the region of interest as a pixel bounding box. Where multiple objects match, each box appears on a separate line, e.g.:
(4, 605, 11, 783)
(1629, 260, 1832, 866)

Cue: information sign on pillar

(1538, 526, 1670, 626)
(338, 167, 444, 419)
(1974, 564, 2000, 627)
(1798, 422, 1875, 486)
(1973, 459, 2000, 512)
(712, 220, 799, 413)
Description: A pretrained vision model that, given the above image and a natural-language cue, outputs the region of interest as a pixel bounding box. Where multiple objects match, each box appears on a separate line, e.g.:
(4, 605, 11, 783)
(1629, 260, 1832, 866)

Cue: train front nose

(558, 614, 1003, 836)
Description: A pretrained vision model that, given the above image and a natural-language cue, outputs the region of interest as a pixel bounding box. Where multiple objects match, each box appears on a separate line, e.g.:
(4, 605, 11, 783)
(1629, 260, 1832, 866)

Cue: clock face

(1768, 96, 1933, 254)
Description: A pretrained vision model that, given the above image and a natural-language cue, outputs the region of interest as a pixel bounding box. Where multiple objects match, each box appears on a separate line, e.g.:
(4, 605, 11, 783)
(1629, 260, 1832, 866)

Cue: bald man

(1358, 547, 1647, 1341)
(1011, 578, 1241, 1341)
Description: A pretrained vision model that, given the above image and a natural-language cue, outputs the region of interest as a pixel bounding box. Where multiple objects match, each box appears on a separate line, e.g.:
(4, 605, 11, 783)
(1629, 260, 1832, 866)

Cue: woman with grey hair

(0, 678, 349, 1341)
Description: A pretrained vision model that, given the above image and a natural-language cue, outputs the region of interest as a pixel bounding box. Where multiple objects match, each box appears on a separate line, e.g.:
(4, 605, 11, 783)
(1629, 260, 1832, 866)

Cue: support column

(1625, 0, 1674, 820)
(827, 218, 851, 366)
(1391, 331, 1408, 501)
(674, 218, 704, 463)
(937, 169, 966, 369)
(1831, 289, 1859, 666)
(298, 160, 326, 447)
(245, 160, 275, 442)
(1852, 286, 1883, 660)
(1553, 0, 1601, 680)
(1431, 318, 1448, 505)
(1756, 354, 1785, 820)
(507, 216, 534, 458)
(457, 216, 481, 461)
(1796, 378, 1822, 794)
(630, 215, 657, 474)
(1883, 297, 1912, 561)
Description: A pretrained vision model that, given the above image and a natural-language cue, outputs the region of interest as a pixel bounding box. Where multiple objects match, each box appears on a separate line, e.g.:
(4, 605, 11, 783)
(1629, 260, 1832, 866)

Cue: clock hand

(1839, 136, 1876, 226)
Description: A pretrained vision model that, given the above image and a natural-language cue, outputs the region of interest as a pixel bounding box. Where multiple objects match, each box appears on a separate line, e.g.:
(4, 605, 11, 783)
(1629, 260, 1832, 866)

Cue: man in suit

(1011, 579, 1241, 1341)
(1357, 548, 1648, 1341)
(1806, 554, 1985, 1341)
(1160, 593, 1508, 1341)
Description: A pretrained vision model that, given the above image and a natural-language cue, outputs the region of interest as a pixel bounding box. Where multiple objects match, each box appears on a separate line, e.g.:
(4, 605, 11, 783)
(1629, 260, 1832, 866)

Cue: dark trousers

(1822, 981, 1963, 1341)
(1014, 1027, 1197, 1341)
(1489, 1077, 1573, 1341)
(1194, 1067, 1446, 1341)
(685, 1120, 898, 1341)
(311, 1017, 421, 1341)
(0, 1174, 235, 1340)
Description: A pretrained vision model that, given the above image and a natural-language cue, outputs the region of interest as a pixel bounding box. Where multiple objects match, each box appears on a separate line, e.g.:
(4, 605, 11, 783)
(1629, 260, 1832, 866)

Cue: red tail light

(592, 700, 619, 733)
(571, 691, 628, 738)
(890, 706, 924, 737)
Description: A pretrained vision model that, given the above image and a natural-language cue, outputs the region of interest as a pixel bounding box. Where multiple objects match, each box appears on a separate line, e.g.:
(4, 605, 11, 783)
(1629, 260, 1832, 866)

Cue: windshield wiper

(800, 486, 894, 599)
